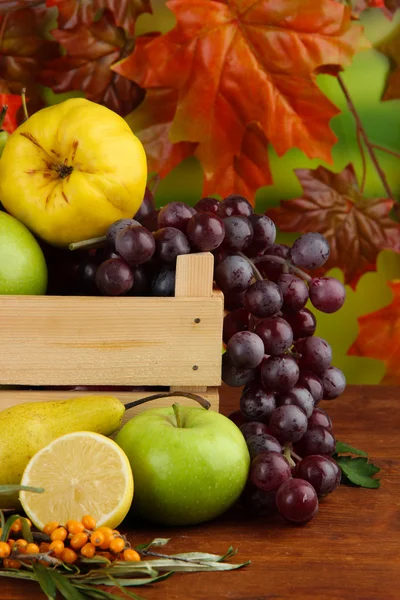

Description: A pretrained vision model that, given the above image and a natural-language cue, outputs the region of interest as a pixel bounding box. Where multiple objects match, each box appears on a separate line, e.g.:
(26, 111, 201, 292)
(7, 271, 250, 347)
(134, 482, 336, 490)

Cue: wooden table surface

(2, 385, 399, 600)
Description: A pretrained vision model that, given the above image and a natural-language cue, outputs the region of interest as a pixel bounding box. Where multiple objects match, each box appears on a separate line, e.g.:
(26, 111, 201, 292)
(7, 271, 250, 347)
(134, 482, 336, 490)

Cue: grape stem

(238, 252, 263, 282)
(290, 449, 302, 462)
(252, 255, 312, 283)
(283, 443, 296, 468)
(69, 236, 107, 251)
(124, 391, 211, 411)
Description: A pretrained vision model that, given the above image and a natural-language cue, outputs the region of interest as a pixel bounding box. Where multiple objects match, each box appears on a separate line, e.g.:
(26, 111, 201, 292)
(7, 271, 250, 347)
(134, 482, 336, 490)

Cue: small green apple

(116, 404, 250, 526)
(0, 211, 47, 294)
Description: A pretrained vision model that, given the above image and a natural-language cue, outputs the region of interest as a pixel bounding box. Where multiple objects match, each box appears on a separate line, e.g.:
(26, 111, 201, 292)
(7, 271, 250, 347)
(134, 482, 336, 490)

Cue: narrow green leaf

(21, 517, 34, 543)
(0, 485, 45, 494)
(1, 514, 23, 542)
(335, 441, 368, 457)
(135, 538, 170, 552)
(0, 569, 37, 581)
(336, 456, 380, 489)
(75, 584, 144, 600)
(88, 572, 174, 587)
(124, 558, 250, 572)
(106, 574, 147, 599)
(33, 564, 57, 600)
(0, 509, 5, 533)
(79, 555, 111, 565)
(50, 571, 88, 600)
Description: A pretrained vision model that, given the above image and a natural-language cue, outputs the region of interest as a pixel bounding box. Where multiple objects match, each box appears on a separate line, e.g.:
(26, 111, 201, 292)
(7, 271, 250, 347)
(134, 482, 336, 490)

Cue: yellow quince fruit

(0, 99, 147, 247)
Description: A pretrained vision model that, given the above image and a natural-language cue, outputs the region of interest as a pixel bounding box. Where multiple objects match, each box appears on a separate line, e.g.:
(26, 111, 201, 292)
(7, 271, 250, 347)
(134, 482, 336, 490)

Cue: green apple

(0, 211, 47, 294)
(116, 404, 250, 526)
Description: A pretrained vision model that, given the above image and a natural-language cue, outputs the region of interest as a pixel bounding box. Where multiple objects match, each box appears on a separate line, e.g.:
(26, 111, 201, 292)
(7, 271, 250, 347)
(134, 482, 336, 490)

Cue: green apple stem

(124, 391, 211, 411)
(69, 235, 107, 251)
(0, 105, 8, 130)
(173, 403, 182, 428)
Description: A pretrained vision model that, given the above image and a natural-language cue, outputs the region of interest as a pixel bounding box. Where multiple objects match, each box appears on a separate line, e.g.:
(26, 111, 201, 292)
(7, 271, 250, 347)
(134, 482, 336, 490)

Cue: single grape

(261, 355, 300, 392)
(294, 455, 341, 496)
(265, 243, 290, 259)
(240, 381, 276, 422)
(218, 194, 253, 218)
(284, 308, 316, 339)
(115, 225, 156, 265)
(241, 484, 277, 515)
(222, 216, 253, 251)
(246, 434, 282, 461)
(106, 219, 140, 249)
(245, 215, 276, 256)
(297, 371, 324, 404)
(309, 277, 346, 313)
(157, 202, 196, 232)
(269, 404, 308, 443)
(150, 265, 176, 297)
(244, 280, 283, 318)
(95, 258, 133, 296)
(223, 290, 246, 311)
(250, 451, 291, 492)
(255, 317, 293, 356)
(278, 386, 314, 418)
(276, 479, 318, 523)
(308, 407, 332, 430)
(194, 196, 220, 214)
(153, 227, 191, 262)
(128, 265, 149, 296)
(77, 258, 98, 295)
(277, 274, 309, 312)
(227, 410, 249, 428)
(240, 421, 271, 440)
(226, 331, 264, 369)
(223, 308, 252, 345)
(134, 187, 156, 222)
(187, 213, 225, 251)
(294, 426, 336, 457)
(221, 352, 255, 387)
(296, 336, 332, 374)
(214, 255, 254, 293)
(140, 210, 159, 232)
(320, 366, 346, 399)
(290, 232, 330, 269)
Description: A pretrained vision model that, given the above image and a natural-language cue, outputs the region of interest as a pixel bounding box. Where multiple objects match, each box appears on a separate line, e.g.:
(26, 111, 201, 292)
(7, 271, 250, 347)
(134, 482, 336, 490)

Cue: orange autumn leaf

(266, 164, 400, 288)
(114, 0, 363, 202)
(0, 93, 22, 132)
(349, 281, 400, 385)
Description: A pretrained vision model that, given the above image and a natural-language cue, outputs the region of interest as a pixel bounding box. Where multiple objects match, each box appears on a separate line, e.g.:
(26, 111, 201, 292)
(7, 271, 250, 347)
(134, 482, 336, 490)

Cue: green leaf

(1, 514, 23, 542)
(87, 572, 174, 587)
(50, 571, 88, 600)
(0, 509, 5, 533)
(336, 456, 380, 488)
(33, 564, 57, 600)
(0, 485, 45, 494)
(75, 584, 143, 600)
(335, 441, 368, 457)
(106, 574, 147, 599)
(135, 538, 170, 552)
(21, 517, 33, 543)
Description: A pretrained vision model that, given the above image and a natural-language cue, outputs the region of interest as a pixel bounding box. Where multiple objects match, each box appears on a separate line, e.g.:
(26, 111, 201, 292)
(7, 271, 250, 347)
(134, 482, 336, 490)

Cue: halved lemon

(19, 431, 134, 531)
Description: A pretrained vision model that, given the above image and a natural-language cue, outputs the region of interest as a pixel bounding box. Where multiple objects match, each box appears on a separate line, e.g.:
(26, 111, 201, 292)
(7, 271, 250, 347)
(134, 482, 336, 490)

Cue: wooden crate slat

(175, 252, 214, 297)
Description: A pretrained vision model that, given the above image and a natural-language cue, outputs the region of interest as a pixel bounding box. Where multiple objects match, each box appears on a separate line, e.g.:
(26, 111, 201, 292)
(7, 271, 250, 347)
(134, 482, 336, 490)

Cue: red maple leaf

(113, 0, 362, 202)
(46, 0, 97, 28)
(0, 93, 22, 132)
(40, 12, 144, 115)
(349, 281, 400, 384)
(101, 0, 152, 36)
(378, 24, 400, 101)
(0, 1, 46, 13)
(266, 164, 400, 288)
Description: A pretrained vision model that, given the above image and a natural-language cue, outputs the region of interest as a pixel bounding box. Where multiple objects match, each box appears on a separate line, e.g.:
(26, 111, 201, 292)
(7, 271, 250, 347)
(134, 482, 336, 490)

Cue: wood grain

(175, 252, 214, 298)
(2, 385, 399, 600)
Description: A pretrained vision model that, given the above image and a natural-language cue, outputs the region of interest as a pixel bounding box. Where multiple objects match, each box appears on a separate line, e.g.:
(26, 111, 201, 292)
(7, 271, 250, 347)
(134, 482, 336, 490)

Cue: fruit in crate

(0, 395, 125, 508)
(19, 431, 133, 530)
(116, 403, 250, 526)
(0, 211, 47, 295)
(0, 98, 147, 247)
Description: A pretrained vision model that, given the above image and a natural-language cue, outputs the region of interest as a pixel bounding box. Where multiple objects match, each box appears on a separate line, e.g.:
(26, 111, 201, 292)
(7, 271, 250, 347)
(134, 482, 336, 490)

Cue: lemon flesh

(19, 431, 134, 531)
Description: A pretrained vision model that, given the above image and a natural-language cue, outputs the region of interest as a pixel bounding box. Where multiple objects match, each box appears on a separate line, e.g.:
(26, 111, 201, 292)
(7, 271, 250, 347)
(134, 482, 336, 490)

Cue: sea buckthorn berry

(60, 548, 78, 564)
(26, 543, 40, 555)
(80, 543, 96, 558)
(3, 558, 21, 569)
(10, 519, 21, 533)
(70, 532, 89, 549)
(49, 540, 64, 556)
(39, 542, 51, 553)
(82, 515, 96, 530)
(110, 538, 125, 554)
(90, 531, 105, 547)
(15, 539, 28, 552)
(123, 549, 140, 562)
(66, 520, 85, 535)
(0, 542, 11, 557)
(43, 521, 59, 536)
(51, 527, 67, 542)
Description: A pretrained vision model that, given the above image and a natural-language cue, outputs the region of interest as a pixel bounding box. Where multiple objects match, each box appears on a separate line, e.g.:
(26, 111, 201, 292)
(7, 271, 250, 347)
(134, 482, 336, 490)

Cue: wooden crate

(0, 253, 223, 424)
